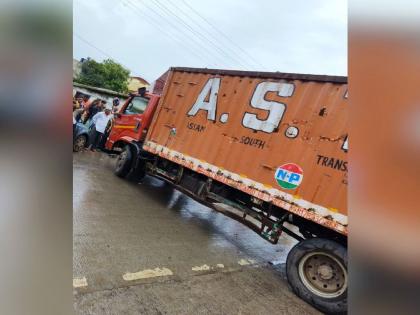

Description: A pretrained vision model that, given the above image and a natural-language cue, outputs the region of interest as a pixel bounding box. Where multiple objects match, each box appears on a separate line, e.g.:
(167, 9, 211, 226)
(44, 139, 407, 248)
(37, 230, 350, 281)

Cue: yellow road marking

(191, 264, 211, 271)
(238, 259, 256, 266)
(123, 267, 173, 281)
(73, 277, 88, 288)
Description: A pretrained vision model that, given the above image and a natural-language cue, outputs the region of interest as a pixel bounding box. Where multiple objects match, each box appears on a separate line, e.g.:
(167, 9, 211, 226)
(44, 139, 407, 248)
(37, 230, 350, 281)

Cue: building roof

(73, 82, 128, 98)
(130, 76, 150, 85)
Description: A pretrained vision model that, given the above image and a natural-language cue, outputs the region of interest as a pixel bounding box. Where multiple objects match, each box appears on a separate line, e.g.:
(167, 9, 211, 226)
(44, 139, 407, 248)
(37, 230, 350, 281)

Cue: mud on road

(73, 152, 321, 314)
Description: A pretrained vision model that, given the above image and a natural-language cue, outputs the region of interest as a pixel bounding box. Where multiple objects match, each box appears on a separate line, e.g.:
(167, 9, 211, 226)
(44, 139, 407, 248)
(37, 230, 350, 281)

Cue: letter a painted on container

(187, 78, 220, 121)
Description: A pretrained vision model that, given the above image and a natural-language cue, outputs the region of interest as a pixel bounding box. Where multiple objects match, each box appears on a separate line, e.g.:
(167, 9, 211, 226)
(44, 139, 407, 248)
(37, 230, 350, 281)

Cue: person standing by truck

(85, 99, 101, 125)
(73, 106, 84, 123)
(89, 108, 112, 151)
(112, 97, 120, 113)
(81, 95, 90, 109)
(98, 108, 114, 151)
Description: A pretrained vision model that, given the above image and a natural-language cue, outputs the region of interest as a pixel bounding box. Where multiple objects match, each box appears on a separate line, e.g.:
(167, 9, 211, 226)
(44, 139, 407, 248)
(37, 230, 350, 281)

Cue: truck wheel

(114, 145, 132, 178)
(286, 238, 347, 314)
(73, 135, 87, 152)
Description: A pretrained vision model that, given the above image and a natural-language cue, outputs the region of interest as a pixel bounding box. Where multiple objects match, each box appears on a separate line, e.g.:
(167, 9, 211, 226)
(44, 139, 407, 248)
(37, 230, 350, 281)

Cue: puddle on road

(74, 153, 298, 266)
(137, 175, 298, 264)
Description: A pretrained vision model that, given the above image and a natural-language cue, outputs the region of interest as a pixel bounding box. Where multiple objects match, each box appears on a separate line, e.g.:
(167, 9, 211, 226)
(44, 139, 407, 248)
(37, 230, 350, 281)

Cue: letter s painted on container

(242, 81, 294, 133)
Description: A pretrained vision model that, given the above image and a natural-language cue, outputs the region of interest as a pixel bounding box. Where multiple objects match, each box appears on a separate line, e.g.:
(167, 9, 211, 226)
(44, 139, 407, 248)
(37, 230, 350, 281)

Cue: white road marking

(73, 277, 88, 288)
(238, 259, 256, 266)
(216, 264, 225, 268)
(123, 267, 173, 281)
(269, 259, 284, 266)
(192, 264, 211, 271)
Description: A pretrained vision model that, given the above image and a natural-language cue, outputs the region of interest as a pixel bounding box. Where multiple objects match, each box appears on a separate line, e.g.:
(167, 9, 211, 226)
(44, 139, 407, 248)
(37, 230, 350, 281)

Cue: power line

(74, 32, 133, 71)
(125, 0, 217, 67)
(180, 0, 267, 70)
(74, 33, 114, 60)
(135, 0, 231, 68)
(149, 0, 252, 70)
(160, 0, 259, 70)
(133, 0, 232, 68)
(75, 0, 267, 76)
(180, 0, 268, 71)
(75, 0, 220, 72)
(124, 0, 219, 68)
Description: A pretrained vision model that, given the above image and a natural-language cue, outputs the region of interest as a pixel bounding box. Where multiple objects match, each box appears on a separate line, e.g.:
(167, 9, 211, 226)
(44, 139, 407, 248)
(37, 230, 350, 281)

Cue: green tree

(75, 58, 130, 93)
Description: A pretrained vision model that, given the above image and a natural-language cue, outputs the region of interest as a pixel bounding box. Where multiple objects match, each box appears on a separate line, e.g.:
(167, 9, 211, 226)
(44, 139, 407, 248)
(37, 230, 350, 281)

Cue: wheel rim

(298, 251, 347, 298)
(74, 136, 86, 151)
(116, 150, 128, 170)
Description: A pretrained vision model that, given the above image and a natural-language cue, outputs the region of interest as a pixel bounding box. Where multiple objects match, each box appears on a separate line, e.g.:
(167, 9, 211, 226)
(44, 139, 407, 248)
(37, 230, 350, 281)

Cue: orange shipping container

(144, 67, 348, 235)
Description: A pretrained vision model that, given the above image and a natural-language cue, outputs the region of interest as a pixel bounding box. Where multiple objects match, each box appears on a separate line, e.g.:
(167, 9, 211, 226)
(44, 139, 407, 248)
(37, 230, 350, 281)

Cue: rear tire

(286, 238, 347, 314)
(114, 145, 132, 178)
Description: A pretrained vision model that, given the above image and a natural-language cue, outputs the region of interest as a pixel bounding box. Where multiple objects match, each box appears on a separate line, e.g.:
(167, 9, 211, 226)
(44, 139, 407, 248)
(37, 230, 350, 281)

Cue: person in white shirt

(89, 108, 112, 151)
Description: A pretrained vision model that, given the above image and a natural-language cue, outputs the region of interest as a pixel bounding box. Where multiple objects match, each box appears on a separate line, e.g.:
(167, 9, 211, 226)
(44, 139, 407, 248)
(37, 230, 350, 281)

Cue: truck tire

(114, 145, 132, 178)
(286, 238, 347, 314)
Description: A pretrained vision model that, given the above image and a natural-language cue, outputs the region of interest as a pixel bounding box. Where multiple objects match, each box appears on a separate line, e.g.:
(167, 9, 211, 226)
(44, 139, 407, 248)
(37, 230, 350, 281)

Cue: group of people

(73, 96, 120, 151)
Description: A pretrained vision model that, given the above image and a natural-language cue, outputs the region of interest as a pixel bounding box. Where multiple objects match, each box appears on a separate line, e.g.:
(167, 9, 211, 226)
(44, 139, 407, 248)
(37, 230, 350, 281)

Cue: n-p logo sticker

(274, 163, 303, 190)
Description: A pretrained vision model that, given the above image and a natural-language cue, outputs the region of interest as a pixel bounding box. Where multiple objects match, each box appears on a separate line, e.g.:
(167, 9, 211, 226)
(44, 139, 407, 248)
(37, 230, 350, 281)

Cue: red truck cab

(105, 90, 160, 151)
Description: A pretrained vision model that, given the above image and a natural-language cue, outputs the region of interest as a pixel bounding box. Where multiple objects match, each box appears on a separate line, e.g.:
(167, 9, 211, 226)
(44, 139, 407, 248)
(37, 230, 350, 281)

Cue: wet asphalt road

(73, 152, 320, 315)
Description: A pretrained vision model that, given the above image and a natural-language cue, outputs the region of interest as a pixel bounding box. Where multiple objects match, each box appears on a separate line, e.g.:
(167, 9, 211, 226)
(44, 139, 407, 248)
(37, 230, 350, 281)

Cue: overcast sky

(73, 0, 347, 82)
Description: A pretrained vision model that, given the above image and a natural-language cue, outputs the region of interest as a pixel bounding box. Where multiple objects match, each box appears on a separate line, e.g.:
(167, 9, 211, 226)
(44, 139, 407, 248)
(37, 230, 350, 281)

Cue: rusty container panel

(144, 67, 348, 235)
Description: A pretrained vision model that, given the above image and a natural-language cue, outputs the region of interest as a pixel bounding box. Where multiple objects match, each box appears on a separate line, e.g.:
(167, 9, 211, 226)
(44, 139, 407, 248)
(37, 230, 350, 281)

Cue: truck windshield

(124, 96, 149, 114)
